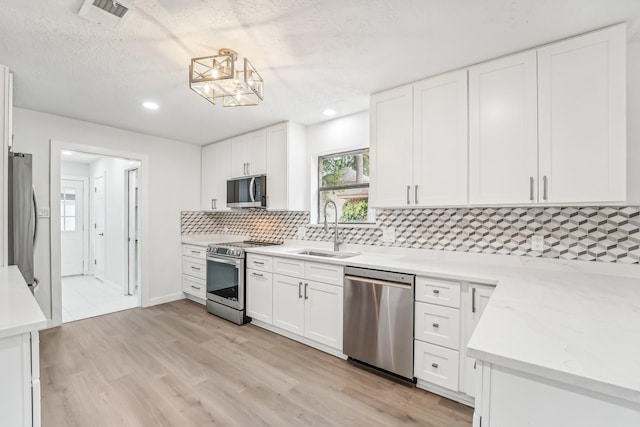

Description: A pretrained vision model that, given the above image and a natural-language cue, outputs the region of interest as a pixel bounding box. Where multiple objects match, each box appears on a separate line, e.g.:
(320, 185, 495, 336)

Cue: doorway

(59, 151, 142, 323)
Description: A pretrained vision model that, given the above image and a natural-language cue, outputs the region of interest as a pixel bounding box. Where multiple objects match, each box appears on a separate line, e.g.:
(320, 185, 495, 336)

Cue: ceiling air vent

(78, 0, 134, 29)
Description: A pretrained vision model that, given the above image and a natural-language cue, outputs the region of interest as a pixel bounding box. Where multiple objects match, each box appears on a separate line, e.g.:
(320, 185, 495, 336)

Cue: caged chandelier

(189, 48, 264, 107)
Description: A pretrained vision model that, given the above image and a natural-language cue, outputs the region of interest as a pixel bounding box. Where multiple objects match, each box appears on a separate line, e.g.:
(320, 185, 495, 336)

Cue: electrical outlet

(297, 226, 306, 239)
(382, 228, 396, 243)
(531, 235, 544, 252)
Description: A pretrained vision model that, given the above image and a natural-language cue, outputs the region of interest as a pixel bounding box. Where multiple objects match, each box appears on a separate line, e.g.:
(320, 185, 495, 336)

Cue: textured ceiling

(1, 0, 639, 145)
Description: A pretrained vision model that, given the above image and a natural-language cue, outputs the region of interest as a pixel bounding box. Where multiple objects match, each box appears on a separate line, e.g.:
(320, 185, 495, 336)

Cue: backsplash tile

(181, 206, 640, 264)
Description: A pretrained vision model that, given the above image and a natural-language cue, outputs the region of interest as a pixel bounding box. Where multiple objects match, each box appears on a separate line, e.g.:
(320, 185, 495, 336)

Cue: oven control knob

(234, 249, 241, 257)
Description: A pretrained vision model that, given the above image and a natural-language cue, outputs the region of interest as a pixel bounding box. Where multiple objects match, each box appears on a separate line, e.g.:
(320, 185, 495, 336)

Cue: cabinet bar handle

(529, 177, 534, 201)
(252, 272, 264, 277)
(191, 250, 199, 255)
(211, 198, 217, 210)
(407, 185, 411, 205)
(432, 323, 439, 328)
(472, 287, 476, 313)
(304, 282, 308, 300)
(543, 176, 548, 201)
(432, 289, 440, 295)
(191, 266, 200, 271)
(415, 185, 419, 205)
(432, 363, 438, 369)
(253, 261, 265, 265)
(190, 285, 200, 290)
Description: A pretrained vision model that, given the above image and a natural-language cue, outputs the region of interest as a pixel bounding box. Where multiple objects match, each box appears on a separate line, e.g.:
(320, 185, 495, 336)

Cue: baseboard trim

(416, 379, 475, 407)
(145, 292, 185, 307)
(251, 319, 347, 360)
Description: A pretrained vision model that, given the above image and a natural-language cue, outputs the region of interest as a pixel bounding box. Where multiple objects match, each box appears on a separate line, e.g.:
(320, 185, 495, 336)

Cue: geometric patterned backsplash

(181, 206, 640, 264)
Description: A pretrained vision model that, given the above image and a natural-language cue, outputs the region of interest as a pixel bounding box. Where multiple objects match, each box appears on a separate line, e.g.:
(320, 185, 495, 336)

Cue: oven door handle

(206, 256, 242, 267)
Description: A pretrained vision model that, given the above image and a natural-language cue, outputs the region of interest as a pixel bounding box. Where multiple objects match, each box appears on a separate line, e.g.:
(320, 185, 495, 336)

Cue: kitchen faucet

(323, 200, 342, 251)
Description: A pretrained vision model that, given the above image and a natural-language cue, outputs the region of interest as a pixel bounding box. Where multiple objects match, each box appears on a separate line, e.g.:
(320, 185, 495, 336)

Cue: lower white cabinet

(248, 254, 344, 354)
(463, 284, 495, 398)
(182, 244, 207, 303)
(0, 331, 40, 427)
(246, 269, 273, 323)
(414, 340, 460, 391)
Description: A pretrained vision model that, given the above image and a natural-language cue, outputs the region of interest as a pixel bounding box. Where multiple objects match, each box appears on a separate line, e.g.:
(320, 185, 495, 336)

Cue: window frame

(317, 148, 373, 225)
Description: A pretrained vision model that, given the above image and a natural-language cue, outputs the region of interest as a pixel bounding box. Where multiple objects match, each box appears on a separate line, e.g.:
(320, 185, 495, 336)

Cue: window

(318, 149, 373, 224)
(60, 188, 76, 231)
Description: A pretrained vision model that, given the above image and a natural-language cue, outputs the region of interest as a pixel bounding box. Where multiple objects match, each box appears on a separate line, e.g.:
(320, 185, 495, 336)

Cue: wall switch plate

(297, 226, 306, 239)
(382, 228, 396, 243)
(38, 207, 50, 218)
(531, 235, 544, 251)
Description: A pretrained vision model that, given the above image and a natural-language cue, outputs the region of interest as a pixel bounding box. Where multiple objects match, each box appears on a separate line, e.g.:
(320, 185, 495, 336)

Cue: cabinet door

(266, 123, 288, 210)
(304, 281, 343, 350)
(272, 274, 305, 335)
(247, 128, 267, 176)
(246, 270, 273, 324)
(0, 333, 33, 427)
(413, 70, 468, 206)
(369, 85, 414, 207)
(230, 135, 248, 177)
(538, 24, 626, 203)
(463, 284, 494, 397)
(469, 51, 538, 205)
(201, 140, 231, 210)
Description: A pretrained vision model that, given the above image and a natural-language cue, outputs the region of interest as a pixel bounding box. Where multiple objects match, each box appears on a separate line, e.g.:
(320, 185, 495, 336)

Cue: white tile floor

(62, 275, 140, 323)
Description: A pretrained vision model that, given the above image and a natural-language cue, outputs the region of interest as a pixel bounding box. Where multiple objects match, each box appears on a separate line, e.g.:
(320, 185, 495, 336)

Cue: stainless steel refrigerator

(8, 150, 39, 290)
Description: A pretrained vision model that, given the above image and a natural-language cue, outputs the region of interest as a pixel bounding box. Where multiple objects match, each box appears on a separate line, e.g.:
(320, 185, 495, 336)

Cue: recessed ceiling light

(143, 101, 159, 110)
(323, 109, 337, 117)
(62, 150, 73, 156)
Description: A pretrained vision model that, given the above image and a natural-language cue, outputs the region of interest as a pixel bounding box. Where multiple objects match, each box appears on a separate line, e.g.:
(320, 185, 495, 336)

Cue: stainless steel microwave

(227, 175, 267, 208)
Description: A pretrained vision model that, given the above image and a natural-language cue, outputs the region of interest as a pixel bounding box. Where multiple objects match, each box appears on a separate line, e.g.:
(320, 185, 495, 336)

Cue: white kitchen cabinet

(304, 280, 343, 349)
(413, 70, 468, 206)
(463, 283, 494, 397)
(538, 24, 626, 204)
(201, 139, 232, 210)
(265, 122, 308, 210)
(181, 244, 207, 303)
(246, 269, 273, 324)
(272, 273, 305, 335)
(469, 50, 539, 205)
(369, 85, 414, 207)
(414, 340, 460, 391)
(231, 129, 266, 178)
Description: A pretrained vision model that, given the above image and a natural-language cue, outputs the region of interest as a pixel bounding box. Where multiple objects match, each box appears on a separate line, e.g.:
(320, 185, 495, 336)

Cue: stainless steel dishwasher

(343, 266, 415, 380)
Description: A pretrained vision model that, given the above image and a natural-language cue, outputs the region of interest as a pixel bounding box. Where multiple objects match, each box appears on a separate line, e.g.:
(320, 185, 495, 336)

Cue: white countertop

(181, 234, 249, 246)
(0, 266, 47, 339)
(245, 240, 640, 405)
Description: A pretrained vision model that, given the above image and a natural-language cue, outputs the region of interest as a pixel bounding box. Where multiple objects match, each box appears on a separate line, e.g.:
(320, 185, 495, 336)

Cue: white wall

(12, 108, 200, 322)
(61, 161, 89, 178)
(306, 111, 370, 222)
(89, 157, 132, 289)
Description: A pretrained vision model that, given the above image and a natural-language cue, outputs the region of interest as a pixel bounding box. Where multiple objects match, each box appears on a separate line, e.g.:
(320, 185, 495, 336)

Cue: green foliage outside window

(340, 199, 368, 222)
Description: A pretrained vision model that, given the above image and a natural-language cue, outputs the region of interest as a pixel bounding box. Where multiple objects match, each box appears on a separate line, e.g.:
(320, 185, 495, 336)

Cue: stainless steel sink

(290, 249, 359, 259)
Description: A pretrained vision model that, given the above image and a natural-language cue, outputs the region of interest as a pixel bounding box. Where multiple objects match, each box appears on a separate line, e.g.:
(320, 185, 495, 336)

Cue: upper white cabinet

(201, 139, 231, 210)
(413, 70, 468, 206)
(231, 128, 266, 178)
(468, 50, 539, 205)
(371, 70, 468, 208)
(370, 85, 414, 207)
(538, 25, 626, 203)
(265, 122, 308, 211)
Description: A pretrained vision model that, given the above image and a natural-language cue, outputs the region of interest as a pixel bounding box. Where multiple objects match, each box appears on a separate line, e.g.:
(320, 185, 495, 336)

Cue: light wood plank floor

(40, 299, 473, 427)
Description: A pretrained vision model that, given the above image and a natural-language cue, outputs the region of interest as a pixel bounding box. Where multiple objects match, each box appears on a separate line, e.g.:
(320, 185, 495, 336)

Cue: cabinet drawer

(305, 262, 344, 286)
(415, 277, 460, 308)
(182, 275, 206, 299)
(183, 257, 206, 280)
(415, 302, 460, 350)
(273, 257, 305, 277)
(247, 254, 273, 272)
(414, 341, 460, 391)
(246, 269, 273, 324)
(182, 244, 207, 259)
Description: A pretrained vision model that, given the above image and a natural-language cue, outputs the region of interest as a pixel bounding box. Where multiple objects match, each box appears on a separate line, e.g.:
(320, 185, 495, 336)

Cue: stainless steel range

(205, 241, 278, 325)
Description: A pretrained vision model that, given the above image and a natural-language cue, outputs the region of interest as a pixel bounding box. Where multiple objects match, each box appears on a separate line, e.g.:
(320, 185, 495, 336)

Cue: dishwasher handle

(344, 275, 413, 290)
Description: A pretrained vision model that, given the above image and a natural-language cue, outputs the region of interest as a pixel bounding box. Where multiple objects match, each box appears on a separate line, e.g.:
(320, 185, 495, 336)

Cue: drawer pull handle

(190, 285, 200, 290)
(191, 250, 200, 255)
(432, 289, 440, 295)
(432, 323, 439, 328)
(252, 272, 264, 277)
(432, 363, 439, 369)
(253, 261, 265, 265)
(191, 266, 201, 271)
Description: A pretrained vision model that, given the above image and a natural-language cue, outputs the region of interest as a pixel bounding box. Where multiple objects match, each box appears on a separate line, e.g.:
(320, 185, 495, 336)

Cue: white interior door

(127, 169, 139, 295)
(60, 179, 84, 276)
(93, 175, 106, 282)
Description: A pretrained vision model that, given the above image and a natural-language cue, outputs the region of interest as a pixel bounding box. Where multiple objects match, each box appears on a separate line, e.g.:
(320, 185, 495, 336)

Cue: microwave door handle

(250, 177, 256, 202)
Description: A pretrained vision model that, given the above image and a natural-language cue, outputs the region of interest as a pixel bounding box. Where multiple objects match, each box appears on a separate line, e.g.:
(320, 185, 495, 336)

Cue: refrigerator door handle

(32, 185, 39, 249)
